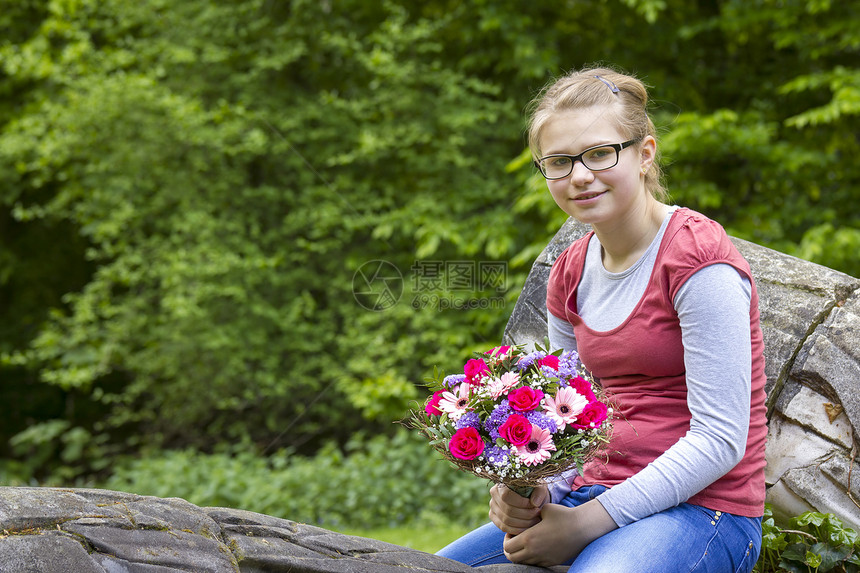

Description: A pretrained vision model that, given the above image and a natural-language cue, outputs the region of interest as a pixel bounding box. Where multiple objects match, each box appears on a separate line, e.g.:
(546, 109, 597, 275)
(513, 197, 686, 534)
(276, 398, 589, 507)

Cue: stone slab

(776, 383, 853, 449)
(777, 459, 860, 531)
(0, 531, 104, 573)
(790, 290, 860, 436)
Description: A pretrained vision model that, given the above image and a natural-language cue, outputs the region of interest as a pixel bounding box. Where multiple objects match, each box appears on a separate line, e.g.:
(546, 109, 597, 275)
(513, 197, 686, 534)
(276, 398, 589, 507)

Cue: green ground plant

(756, 506, 860, 573)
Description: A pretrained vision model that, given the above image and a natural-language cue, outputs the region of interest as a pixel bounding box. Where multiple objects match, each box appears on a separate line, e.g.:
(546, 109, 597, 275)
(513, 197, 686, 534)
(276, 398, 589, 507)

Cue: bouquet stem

(508, 485, 534, 499)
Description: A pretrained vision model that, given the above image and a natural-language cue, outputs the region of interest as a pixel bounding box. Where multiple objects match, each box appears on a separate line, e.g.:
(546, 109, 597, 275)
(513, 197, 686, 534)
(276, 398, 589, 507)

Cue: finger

(489, 500, 540, 532)
(502, 532, 523, 560)
(503, 532, 538, 565)
(496, 485, 537, 509)
(489, 502, 539, 534)
(529, 485, 550, 508)
(493, 495, 541, 519)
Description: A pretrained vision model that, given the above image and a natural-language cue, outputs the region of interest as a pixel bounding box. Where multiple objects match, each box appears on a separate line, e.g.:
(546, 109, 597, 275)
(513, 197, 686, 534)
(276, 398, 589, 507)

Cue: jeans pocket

(689, 504, 717, 522)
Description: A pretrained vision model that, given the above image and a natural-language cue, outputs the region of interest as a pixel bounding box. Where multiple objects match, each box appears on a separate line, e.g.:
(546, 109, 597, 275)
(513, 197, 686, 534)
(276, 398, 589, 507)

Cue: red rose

(569, 376, 596, 402)
(464, 358, 490, 385)
(449, 427, 485, 460)
(425, 391, 445, 416)
(508, 386, 544, 412)
(572, 401, 609, 430)
(499, 414, 532, 446)
(538, 355, 560, 370)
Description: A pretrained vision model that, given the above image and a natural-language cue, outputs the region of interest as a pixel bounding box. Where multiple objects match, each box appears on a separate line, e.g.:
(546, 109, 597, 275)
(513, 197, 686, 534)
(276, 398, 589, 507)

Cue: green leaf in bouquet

(424, 365, 450, 392)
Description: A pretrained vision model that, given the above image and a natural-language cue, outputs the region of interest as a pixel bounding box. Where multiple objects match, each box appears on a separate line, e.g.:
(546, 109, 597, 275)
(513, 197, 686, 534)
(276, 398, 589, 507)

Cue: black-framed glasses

(535, 138, 641, 180)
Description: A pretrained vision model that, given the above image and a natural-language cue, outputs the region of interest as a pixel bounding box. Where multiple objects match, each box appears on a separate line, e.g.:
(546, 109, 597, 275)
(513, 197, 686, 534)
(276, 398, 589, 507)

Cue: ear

(639, 135, 657, 174)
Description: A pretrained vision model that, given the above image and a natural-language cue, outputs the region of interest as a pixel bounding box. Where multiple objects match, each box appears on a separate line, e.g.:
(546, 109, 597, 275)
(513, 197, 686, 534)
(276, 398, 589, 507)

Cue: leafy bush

(102, 428, 488, 530)
(756, 505, 860, 573)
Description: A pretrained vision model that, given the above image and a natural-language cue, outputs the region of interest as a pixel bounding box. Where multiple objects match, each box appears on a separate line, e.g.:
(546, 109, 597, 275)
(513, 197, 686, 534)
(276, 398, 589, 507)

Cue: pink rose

(569, 376, 596, 402)
(538, 355, 560, 370)
(464, 358, 490, 385)
(425, 391, 445, 416)
(449, 427, 485, 460)
(508, 386, 544, 412)
(572, 401, 609, 430)
(499, 414, 532, 446)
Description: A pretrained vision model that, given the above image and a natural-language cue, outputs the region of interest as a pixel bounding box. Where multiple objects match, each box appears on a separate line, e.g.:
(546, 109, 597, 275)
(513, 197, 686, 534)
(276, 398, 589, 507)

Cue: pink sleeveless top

(546, 208, 767, 516)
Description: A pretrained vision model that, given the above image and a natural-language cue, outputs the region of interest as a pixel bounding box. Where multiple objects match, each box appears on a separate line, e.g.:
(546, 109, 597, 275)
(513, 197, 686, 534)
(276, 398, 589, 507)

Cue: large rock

(0, 487, 563, 572)
(503, 217, 860, 530)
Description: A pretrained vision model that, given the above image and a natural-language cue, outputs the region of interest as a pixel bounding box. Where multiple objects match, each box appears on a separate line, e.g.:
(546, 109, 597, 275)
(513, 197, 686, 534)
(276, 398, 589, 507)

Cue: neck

(592, 198, 668, 272)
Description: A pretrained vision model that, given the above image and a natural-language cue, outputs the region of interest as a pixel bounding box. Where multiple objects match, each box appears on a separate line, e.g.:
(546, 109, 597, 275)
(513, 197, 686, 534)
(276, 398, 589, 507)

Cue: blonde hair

(527, 66, 667, 202)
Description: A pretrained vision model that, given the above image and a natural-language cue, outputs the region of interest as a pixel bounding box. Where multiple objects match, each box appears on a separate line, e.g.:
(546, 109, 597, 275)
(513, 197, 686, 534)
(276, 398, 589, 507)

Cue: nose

(569, 160, 594, 185)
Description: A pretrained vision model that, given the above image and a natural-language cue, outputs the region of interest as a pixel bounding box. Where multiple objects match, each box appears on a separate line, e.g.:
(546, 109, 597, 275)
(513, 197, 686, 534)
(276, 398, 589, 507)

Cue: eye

(585, 147, 613, 160)
(547, 156, 572, 168)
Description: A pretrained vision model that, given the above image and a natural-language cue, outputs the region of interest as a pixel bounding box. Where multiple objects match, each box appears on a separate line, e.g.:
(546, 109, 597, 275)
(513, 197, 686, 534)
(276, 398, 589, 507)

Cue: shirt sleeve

(548, 311, 578, 353)
(596, 263, 753, 526)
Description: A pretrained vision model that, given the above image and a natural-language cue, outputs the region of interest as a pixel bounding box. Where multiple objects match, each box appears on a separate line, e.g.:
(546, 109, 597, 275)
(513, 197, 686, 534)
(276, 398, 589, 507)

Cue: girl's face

(539, 106, 655, 228)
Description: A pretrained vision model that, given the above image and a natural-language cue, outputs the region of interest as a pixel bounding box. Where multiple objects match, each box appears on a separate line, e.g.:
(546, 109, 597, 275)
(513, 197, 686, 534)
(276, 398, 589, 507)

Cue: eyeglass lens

(540, 146, 619, 179)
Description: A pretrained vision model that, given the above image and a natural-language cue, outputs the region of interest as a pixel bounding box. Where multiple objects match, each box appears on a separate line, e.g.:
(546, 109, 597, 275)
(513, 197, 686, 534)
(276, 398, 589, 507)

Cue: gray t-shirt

(547, 209, 753, 527)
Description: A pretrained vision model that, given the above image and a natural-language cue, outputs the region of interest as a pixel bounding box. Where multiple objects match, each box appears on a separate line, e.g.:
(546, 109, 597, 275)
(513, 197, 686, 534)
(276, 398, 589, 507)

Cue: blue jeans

(437, 485, 762, 573)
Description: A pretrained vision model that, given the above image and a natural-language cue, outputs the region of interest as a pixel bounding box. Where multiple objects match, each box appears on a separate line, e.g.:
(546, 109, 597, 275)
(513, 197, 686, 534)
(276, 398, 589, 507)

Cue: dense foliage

(0, 0, 857, 496)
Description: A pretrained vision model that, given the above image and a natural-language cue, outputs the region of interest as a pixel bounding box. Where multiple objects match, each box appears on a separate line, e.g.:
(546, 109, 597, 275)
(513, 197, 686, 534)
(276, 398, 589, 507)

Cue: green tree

(656, 0, 860, 275)
(0, 0, 534, 478)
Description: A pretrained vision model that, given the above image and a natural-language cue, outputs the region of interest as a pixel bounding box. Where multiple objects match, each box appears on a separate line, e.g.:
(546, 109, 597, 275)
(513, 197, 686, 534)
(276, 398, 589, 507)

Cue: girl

(437, 66, 768, 573)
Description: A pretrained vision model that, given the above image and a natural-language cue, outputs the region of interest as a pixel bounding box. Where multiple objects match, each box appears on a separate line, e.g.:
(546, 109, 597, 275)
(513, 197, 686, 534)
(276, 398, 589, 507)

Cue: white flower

(438, 384, 471, 421)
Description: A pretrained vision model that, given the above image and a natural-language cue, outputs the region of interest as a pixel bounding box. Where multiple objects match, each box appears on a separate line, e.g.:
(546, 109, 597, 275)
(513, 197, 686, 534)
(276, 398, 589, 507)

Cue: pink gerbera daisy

(485, 371, 520, 398)
(516, 425, 556, 466)
(544, 386, 588, 430)
(438, 384, 472, 420)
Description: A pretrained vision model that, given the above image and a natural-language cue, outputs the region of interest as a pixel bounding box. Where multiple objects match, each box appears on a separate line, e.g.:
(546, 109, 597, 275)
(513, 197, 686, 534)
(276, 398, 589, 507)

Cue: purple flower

(486, 446, 511, 468)
(541, 364, 562, 378)
(556, 350, 581, 380)
(516, 351, 546, 371)
(527, 410, 558, 434)
(455, 412, 482, 430)
(443, 374, 467, 388)
(484, 400, 512, 441)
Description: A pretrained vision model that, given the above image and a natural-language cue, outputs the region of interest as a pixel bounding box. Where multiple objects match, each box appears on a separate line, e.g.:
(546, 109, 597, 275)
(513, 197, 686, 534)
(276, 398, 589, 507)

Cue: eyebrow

(542, 140, 616, 156)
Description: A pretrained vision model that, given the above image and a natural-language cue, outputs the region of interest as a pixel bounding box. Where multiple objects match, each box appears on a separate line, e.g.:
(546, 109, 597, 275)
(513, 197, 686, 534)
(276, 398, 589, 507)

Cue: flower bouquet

(406, 343, 614, 497)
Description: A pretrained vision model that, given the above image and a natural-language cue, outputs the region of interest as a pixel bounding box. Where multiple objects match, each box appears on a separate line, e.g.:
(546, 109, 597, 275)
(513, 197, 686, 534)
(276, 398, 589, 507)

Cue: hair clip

(594, 75, 620, 94)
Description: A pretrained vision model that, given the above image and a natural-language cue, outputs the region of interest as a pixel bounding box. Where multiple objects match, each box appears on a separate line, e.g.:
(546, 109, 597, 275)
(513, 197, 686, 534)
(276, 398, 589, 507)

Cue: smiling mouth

(575, 191, 606, 201)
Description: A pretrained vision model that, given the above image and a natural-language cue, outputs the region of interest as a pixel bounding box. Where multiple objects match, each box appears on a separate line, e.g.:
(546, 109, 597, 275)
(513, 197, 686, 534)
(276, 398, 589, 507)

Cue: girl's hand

(501, 499, 618, 567)
(488, 484, 550, 535)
